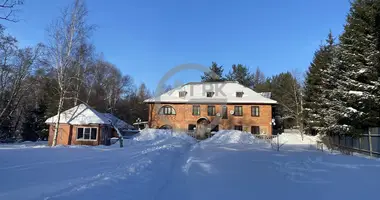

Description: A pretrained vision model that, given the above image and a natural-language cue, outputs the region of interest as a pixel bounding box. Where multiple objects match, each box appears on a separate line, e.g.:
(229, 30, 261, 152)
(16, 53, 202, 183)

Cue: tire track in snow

(153, 141, 199, 200)
(41, 142, 192, 200)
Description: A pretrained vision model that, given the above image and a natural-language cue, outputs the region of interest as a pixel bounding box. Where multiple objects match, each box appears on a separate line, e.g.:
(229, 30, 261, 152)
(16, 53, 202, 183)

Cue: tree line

(0, 0, 151, 142)
(1, 0, 379, 142)
(303, 0, 379, 136)
(201, 62, 304, 130)
(201, 0, 380, 137)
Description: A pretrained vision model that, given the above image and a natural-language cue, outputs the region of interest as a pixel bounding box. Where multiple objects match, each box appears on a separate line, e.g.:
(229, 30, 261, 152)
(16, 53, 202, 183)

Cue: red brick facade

(47, 124, 118, 146)
(147, 103, 274, 135)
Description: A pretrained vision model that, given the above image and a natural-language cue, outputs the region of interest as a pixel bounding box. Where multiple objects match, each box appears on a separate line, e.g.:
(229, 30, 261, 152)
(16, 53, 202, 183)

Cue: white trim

(76, 127, 98, 141)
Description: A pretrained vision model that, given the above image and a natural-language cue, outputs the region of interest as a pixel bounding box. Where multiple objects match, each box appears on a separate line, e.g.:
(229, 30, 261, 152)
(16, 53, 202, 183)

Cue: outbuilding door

(102, 126, 111, 145)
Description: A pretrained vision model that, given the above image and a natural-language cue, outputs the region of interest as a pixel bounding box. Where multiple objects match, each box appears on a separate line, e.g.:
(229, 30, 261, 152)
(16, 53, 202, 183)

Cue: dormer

(236, 91, 244, 98)
(206, 92, 215, 97)
(179, 91, 187, 98)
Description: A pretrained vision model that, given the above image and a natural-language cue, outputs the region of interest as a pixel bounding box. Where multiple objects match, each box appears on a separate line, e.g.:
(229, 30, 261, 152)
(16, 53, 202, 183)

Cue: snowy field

(1, 130, 380, 200)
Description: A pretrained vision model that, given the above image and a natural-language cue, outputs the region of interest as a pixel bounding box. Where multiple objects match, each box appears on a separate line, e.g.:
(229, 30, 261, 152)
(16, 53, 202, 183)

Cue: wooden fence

(326, 127, 380, 157)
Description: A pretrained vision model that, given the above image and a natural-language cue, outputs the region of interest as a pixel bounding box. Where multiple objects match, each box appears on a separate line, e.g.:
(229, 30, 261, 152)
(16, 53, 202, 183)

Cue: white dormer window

(179, 91, 187, 98)
(206, 92, 215, 97)
(236, 92, 244, 98)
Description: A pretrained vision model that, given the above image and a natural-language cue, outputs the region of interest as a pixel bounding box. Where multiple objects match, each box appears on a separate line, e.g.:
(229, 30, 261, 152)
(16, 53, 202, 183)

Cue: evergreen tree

(254, 78, 272, 93)
(270, 72, 303, 128)
(225, 64, 254, 88)
(326, 0, 380, 134)
(21, 103, 48, 141)
(201, 62, 225, 82)
(303, 32, 335, 134)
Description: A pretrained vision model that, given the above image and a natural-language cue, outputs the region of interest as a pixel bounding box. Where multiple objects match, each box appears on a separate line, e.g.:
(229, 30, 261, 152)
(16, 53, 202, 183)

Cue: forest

(0, 0, 379, 142)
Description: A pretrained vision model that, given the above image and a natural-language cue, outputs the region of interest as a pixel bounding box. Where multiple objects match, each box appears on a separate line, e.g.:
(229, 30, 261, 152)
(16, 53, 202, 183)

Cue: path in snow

(1, 129, 380, 200)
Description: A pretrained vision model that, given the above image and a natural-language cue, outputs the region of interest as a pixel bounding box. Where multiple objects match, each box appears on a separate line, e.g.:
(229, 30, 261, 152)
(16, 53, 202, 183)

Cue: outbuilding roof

(45, 104, 133, 129)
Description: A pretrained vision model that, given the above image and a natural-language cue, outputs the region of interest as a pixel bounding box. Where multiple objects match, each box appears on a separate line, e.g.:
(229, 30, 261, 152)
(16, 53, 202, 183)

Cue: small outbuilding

(45, 104, 133, 146)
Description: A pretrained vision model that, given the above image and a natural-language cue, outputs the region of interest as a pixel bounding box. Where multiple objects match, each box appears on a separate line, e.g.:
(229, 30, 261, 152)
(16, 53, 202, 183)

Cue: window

(234, 106, 243, 116)
(206, 92, 215, 97)
(222, 106, 228, 119)
(236, 92, 244, 97)
(208, 105, 216, 116)
(158, 106, 176, 115)
(251, 126, 260, 135)
(251, 106, 260, 117)
(188, 124, 196, 131)
(192, 105, 200, 116)
(179, 91, 187, 97)
(234, 125, 243, 131)
(77, 127, 97, 141)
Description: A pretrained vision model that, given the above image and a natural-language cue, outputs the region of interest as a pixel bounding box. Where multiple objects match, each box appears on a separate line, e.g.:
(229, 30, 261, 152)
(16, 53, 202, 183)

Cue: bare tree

(0, 26, 42, 139)
(0, 0, 23, 22)
(72, 42, 94, 106)
(252, 67, 266, 87)
(46, 0, 91, 146)
(291, 69, 304, 140)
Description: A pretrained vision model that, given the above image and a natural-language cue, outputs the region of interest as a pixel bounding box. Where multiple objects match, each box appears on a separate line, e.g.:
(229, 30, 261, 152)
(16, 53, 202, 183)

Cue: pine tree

(201, 62, 225, 82)
(254, 78, 272, 93)
(303, 32, 335, 134)
(326, 0, 380, 134)
(225, 64, 254, 88)
(21, 103, 48, 141)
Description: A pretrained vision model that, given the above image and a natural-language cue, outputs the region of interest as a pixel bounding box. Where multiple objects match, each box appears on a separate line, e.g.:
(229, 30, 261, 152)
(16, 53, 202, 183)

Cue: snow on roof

(259, 92, 272, 99)
(348, 91, 364, 96)
(102, 113, 134, 130)
(45, 104, 132, 129)
(144, 82, 277, 104)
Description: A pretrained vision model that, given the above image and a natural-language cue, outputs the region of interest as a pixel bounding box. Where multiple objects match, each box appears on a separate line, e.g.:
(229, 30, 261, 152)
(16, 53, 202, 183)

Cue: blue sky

(3, 0, 350, 91)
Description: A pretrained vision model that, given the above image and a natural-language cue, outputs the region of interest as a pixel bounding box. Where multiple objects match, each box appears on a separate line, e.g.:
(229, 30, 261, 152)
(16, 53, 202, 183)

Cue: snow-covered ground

(1, 129, 379, 200)
(273, 129, 319, 148)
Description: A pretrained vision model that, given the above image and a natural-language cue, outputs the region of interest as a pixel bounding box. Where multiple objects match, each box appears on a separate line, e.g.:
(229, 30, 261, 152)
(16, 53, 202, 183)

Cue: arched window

(158, 106, 176, 115)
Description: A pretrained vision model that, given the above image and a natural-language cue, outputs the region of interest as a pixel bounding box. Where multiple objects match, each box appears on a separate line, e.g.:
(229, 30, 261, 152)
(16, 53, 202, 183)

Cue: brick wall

(48, 124, 103, 146)
(48, 124, 72, 146)
(148, 103, 273, 135)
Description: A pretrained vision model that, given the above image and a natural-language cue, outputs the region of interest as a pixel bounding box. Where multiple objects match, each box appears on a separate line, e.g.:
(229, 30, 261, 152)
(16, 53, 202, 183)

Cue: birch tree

(47, 0, 91, 146)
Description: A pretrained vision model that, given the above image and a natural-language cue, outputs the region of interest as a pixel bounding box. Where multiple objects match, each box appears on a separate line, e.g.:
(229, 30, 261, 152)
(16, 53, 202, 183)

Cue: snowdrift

(0, 141, 48, 149)
(273, 131, 319, 146)
(133, 129, 196, 143)
(134, 129, 261, 146)
(203, 130, 258, 145)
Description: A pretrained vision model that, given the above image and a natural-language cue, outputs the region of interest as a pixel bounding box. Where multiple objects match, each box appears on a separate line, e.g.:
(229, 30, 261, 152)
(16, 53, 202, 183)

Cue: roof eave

(144, 100, 277, 105)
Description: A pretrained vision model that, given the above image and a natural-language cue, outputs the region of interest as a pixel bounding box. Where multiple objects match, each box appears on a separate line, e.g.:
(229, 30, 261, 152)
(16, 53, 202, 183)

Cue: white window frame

(158, 106, 176, 115)
(76, 127, 98, 141)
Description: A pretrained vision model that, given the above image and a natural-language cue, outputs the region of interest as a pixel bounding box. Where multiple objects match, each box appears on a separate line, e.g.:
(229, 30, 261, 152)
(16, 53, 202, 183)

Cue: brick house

(144, 81, 277, 135)
(45, 104, 133, 146)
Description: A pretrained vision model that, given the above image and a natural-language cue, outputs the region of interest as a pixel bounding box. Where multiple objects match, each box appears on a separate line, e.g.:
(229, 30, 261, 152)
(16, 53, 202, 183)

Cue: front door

(102, 126, 111, 145)
(196, 118, 209, 139)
